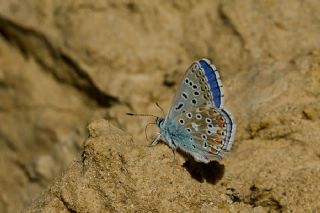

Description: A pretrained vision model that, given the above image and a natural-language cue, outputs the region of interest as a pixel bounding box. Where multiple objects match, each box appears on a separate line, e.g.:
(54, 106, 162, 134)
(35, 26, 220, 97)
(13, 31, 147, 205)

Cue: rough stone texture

(24, 120, 254, 212)
(0, 0, 319, 212)
(27, 119, 320, 212)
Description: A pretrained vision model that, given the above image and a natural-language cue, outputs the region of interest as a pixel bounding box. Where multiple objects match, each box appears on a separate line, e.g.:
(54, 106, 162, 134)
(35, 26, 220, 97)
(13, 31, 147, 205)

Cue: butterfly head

(155, 117, 165, 128)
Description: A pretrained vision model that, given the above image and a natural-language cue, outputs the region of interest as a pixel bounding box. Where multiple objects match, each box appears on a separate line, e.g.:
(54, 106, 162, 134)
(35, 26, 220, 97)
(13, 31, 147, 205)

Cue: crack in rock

(218, 4, 245, 46)
(58, 195, 78, 213)
(0, 16, 118, 107)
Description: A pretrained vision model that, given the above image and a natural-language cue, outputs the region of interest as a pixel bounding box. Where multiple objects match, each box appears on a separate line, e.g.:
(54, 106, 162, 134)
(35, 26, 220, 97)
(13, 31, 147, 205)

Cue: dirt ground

(0, 0, 319, 212)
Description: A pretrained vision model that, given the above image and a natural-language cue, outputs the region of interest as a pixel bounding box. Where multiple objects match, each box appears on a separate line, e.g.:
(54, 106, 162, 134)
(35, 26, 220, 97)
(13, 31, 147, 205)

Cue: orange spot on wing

(199, 105, 206, 112)
(208, 135, 217, 142)
(216, 129, 222, 136)
(209, 109, 216, 117)
(216, 137, 222, 144)
(216, 115, 224, 127)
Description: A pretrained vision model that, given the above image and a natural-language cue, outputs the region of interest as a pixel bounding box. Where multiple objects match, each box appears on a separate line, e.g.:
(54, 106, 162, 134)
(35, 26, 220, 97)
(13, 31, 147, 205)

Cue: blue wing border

(198, 59, 224, 108)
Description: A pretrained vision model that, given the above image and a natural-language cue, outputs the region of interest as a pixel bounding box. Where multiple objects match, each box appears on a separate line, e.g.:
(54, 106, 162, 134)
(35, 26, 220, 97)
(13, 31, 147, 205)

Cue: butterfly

(128, 58, 235, 163)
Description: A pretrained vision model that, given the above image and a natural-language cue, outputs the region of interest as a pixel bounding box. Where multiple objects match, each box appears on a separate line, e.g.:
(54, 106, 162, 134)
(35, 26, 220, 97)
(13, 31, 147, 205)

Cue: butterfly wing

(173, 104, 235, 162)
(164, 58, 235, 162)
(166, 58, 224, 122)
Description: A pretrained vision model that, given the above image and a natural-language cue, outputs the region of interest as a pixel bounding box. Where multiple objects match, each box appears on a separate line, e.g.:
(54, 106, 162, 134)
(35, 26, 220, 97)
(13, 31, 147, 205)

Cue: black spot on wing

(175, 103, 184, 111)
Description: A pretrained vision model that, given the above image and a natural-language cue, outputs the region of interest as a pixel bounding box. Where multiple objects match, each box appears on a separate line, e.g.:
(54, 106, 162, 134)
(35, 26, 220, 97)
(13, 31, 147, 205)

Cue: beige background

(0, 0, 319, 212)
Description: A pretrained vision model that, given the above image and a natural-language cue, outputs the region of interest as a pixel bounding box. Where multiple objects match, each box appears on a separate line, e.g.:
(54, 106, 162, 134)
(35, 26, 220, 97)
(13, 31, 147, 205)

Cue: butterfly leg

(170, 149, 180, 168)
(147, 133, 161, 147)
(172, 149, 176, 161)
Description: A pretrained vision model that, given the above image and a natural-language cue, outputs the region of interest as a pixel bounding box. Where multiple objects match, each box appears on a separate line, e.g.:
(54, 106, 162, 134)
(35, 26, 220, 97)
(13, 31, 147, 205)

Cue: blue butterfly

(129, 58, 235, 163)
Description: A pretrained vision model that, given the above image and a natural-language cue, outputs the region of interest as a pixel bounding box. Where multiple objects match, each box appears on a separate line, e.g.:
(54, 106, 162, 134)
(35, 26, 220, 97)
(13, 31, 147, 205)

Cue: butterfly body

(156, 117, 193, 151)
(154, 59, 236, 163)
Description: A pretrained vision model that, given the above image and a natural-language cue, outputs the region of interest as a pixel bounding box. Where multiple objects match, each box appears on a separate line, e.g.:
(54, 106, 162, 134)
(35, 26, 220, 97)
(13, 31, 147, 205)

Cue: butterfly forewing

(198, 59, 225, 108)
(166, 60, 218, 121)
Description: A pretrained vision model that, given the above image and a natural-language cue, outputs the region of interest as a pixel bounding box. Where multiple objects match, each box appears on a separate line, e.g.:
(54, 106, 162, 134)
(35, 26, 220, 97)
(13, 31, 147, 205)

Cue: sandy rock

(25, 119, 250, 212)
(27, 118, 320, 212)
(0, 0, 319, 212)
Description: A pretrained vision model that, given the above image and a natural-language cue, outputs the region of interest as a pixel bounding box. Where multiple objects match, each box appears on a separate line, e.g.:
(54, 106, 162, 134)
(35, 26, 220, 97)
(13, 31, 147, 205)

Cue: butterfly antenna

(155, 102, 165, 117)
(126, 113, 158, 118)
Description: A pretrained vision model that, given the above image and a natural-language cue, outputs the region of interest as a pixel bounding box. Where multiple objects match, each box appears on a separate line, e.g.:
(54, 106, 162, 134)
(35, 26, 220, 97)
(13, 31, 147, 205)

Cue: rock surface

(0, 0, 319, 212)
(27, 119, 320, 212)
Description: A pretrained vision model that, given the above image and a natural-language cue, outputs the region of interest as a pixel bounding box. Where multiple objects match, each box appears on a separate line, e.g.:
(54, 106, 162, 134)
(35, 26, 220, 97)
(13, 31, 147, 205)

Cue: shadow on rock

(182, 159, 225, 184)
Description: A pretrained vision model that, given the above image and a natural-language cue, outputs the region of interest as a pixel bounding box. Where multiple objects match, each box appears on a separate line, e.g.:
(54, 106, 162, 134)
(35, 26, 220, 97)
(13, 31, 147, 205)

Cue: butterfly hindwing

(218, 108, 235, 151)
(174, 104, 235, 162)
